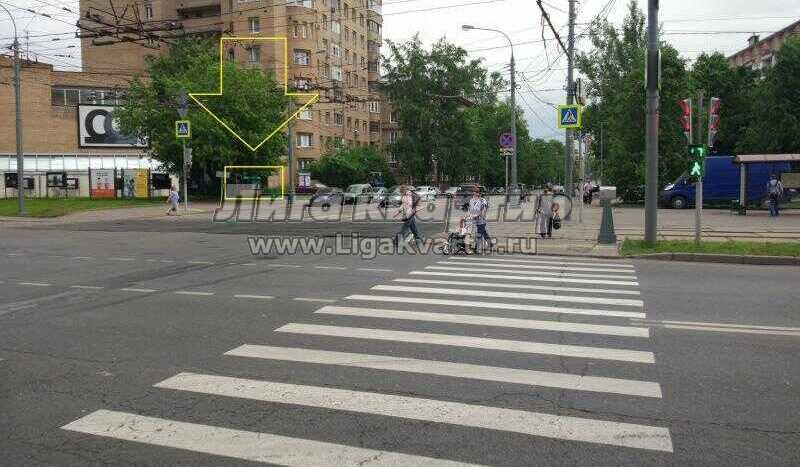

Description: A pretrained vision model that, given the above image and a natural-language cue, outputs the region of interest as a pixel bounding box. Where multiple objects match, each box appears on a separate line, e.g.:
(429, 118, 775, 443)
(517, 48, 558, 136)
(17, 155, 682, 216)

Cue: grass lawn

(621, 239, 800, 257)
(0, 198, 165, 218)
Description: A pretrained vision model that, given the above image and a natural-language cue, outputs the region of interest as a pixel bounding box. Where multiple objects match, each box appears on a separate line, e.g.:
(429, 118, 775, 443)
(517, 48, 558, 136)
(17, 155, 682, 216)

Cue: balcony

(176, 1, 221, 19)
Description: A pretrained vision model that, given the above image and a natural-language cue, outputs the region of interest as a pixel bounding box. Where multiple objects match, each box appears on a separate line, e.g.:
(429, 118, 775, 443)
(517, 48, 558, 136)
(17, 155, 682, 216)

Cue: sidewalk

(0, 202, 219, 225)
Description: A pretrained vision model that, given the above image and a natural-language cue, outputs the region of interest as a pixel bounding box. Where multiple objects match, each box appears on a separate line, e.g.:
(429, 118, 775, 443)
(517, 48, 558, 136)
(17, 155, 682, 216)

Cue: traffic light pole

(644, 0, 659, 245)
(694, 92, 704, 245)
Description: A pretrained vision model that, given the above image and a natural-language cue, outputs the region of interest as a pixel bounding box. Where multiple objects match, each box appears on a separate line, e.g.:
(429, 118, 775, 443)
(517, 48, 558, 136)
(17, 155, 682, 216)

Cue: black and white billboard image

(78, 105, 148, 148)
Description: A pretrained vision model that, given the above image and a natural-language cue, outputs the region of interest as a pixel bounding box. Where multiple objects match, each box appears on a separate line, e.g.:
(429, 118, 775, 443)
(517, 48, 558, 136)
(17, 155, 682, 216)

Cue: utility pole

(564, 0, 576, 219)
(510, 48, 518, 196)
(577, 133, 583, 223)
(600, 122, 605, 185)
(287, 100, 296, 204)
(1, 4, 25, 215)
(695, 91, 704, 244)
(644, 0, 659, 245)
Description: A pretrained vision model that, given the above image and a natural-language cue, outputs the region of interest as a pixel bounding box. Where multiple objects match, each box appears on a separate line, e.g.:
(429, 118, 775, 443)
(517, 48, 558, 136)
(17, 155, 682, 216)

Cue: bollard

(597, 199, 617, 244)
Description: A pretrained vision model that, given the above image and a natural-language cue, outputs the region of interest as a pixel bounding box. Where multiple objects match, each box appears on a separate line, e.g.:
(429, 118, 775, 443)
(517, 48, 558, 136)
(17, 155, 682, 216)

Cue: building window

(362, 121, 367, 133)
(331, 20, 340, 34)
(144, 3, 153, 19)
(390, 111, 398, 123)
(359, 13, 364, 27)
(296, 133, 313, 147)
(248, 46, 261, 64)
(331, 65, 342, 81)
(299, 109, 312, 120)
(389, 130, 398, 143)
(331, 43, 341, 58)
(324, 111, 331, 125)
(322, 14, 328, 30)
(360, 57, 366, 68)
(248, 17, 260, 33)
(368, 101, 380, 113)
(294, 78, 310, 90)
(294, 50, 310, 65)
(227, 47, 235, 61)
(369, 121, 380, 132)
(291, 0, 313, 6)
(368, 60, 378, 72)
(299, 158, 313, 170)
(334, 112, 343, 125)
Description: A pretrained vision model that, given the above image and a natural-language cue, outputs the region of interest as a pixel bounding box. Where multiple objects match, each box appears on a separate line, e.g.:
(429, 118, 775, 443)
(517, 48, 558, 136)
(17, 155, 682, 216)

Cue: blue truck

(658, 155, 793, 209)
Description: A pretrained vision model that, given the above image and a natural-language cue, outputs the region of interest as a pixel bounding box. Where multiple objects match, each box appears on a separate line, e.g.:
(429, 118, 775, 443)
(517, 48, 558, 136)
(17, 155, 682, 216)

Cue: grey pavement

(0, 218, 799, 466)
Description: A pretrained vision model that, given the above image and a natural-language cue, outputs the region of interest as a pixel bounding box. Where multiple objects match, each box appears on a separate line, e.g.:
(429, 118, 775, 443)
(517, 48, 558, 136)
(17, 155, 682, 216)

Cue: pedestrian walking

(767, 174, 785, 217)
(583, 181, 593, 206)
(394, 184, 424, 246)
(535, 189, 554, 239)
(166, 186, 180, 215)
(468, 187, 492, 253)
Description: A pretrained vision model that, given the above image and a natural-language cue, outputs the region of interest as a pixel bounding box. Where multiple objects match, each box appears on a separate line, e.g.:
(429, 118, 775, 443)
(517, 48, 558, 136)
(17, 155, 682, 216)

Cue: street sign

(499, 133, 514, 148)
(499, 147, 513, 157)
(184, 146, 193, 168)
(176, 120, 191, 138)
(177, 91, 189, 118)
(557, 105, 582, 129)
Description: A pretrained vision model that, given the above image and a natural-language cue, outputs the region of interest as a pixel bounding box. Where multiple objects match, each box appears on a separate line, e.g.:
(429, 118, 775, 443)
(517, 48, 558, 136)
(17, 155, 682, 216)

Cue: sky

(2, 0, 800, 140)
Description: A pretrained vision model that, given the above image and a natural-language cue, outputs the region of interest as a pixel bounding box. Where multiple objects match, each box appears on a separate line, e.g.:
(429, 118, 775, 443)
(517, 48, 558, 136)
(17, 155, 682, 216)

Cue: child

(166, 186, 180, 215)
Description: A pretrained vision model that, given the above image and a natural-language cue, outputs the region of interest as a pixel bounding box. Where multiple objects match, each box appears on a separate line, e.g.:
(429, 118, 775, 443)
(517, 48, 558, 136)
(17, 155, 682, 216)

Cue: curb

(624, 252, 800, 266)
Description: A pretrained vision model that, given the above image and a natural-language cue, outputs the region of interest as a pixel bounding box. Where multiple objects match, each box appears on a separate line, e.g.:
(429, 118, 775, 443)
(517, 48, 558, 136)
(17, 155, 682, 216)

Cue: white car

(415, 185, 438, 201)
(343, 184, 374, 204)
(444, 187, 459, 198)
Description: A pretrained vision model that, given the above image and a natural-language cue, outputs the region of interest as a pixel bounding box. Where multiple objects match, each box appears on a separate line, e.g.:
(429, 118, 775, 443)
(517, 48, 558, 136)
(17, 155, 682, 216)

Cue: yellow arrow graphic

(189, 37, 319, 152)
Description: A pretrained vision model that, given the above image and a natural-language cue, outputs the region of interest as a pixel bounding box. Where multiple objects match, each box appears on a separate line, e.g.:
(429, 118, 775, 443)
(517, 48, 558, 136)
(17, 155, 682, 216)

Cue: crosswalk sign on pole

(176, 120, 191, 139)
(557, 105, 582, 129)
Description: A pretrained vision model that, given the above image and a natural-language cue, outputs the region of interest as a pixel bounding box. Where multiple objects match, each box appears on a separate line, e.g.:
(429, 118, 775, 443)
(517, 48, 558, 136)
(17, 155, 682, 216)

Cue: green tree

(577, 1, 688, 193)
(737, 37, 800, 154)
(382, 36, 504, 184)
(309, 146, 396, 188)
(115, 38, 290, 194)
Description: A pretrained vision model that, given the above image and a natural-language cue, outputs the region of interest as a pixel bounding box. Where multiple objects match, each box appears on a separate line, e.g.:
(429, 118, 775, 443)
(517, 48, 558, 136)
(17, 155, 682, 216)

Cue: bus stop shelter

(734, 154, 800, 209)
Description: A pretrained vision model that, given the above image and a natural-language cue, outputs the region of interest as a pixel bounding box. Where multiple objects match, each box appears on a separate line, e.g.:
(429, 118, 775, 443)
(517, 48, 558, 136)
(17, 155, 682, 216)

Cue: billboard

(122, 169, 149, 198)
(78, 105, 148, 148)
(90, 169, 116, 198)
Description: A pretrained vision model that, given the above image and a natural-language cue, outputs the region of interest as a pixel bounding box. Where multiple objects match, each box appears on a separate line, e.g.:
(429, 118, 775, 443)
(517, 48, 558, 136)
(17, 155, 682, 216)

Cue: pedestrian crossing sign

(557, 105, 582, 129)
(175, 120, 191, 139)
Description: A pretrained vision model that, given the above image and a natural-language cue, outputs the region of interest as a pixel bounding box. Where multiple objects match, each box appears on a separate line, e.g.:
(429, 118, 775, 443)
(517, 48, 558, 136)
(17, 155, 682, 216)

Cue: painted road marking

(17, 282, 51, 287)
(394, 278, 641, 295)
(120, 288, 157, 293)
(154, 373, 672, 451)
(175, 291, 215, 296)
(226, 344, 662, 398)
(347, 295, 646, 319)
(426, 266, 635, 280)
(294, 298, 338, 303)
(233, 294, 275, 300)
(372, 285, 643, 307)
(70, 285, 104, 290)
(315, 266, 347, 270)
(316, 306, 649, 338)
(72, 256, 94, 260)
(187, 261, 215, 265)
(240, 263, 257, 266)
(447, 256, 635, 268)
(437, 261, 637, 275)
(631, 318, 800, 337)
(418, 269, 639, 286)
(108, 257, 135, 262)
(272, 264, 302, 268)
(62, 410, 476, 467)
(357, 268, 393, 272)
(276, 324, 655, 363)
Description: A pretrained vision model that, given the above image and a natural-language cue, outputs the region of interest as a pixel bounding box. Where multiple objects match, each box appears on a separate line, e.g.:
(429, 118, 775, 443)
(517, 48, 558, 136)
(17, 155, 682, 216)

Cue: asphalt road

(0, 223, 798, 466)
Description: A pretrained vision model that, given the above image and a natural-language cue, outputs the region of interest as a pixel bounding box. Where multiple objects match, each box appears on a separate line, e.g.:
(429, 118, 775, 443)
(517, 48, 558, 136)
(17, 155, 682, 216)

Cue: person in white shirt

(394, 184, 423, 245)
(166, 186, 180, 215)
(468, 187, 491, 253)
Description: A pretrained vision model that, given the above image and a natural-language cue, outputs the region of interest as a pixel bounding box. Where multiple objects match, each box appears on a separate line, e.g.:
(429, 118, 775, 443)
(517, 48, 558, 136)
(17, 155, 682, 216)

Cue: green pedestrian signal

(688, 144, 707, 179)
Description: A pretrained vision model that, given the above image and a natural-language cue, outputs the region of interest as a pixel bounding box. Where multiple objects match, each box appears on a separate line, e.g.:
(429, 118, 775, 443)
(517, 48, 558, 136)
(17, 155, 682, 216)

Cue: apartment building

(728, 19, 800, 71)
(78, 0, 392, 178)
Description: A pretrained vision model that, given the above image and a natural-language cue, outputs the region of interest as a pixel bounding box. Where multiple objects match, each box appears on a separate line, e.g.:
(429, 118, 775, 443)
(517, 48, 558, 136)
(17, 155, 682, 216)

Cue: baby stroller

(442, 216, 472, 255)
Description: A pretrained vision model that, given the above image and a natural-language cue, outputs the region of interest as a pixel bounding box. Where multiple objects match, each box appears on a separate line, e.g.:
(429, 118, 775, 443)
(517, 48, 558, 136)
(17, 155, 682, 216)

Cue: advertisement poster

(90, 169, 115, 198)
(78, 105, 148, 148)
(122, 169, 149, 198)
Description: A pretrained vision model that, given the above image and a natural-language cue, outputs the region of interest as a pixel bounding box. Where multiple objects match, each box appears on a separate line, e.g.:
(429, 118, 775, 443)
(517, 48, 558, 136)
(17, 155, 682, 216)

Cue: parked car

(444, 187, 459, 198)
(659, 155, 793, 209)
(453, 183, 486, 210)
(343, 184, 374, 204)
(415, 185, 438, 201)
(306, 187, 344, 208)
(379, 185, 405, 208)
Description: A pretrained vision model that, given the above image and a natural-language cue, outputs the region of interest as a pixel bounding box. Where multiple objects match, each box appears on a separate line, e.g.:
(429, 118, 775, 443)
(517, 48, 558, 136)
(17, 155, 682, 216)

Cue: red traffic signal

(678, 98, 692, 142)
(708, 97, 721, 146)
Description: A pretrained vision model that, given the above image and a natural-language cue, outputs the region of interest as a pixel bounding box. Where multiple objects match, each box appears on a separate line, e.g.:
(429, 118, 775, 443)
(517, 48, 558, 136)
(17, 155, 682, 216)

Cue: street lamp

(1, 4, 24, 215)
(462, 24, 517, 198)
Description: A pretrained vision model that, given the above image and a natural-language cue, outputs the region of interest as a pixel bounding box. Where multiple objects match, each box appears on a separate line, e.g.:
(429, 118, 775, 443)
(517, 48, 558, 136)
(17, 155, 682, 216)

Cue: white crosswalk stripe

(437, 260, 638, 274)
(315, 305, 649, 337)
(154, 373, 672, 452)
(225, 344, 662, 397)
(414, 269, 640, 286)
(371, 285, 644, 307)
(63, 410, 477, 466)
(60, 254, 673, 462)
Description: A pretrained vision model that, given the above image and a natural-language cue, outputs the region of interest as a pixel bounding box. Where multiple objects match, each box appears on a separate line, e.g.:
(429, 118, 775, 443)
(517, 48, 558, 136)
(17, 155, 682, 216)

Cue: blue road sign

(176, 120, 191, 138)
(499, 132, 514, 148)
(557, 105, 582, 129)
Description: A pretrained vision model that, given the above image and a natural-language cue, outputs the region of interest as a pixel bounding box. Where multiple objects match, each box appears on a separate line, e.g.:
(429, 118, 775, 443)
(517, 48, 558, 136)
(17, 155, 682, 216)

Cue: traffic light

(678, 98, 692, 143)
(708, 97, 721, 147)
(688, 144, 707, 178)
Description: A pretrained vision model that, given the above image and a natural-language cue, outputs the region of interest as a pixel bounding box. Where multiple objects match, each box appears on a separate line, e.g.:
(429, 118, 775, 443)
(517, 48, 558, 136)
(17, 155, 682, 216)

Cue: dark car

(306, 187, 344, 208)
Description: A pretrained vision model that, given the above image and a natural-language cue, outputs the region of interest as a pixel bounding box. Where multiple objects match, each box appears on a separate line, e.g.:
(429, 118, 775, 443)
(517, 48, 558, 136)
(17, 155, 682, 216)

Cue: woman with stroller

(535, 188, 555, 239)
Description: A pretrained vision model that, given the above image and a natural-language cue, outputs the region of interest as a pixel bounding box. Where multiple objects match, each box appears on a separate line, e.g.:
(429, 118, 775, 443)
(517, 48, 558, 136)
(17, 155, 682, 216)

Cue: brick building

(728, 19, 800, 70)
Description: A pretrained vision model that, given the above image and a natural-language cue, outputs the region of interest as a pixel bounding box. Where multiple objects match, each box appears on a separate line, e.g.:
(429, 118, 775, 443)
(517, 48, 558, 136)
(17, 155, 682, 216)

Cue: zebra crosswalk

(61, 254, 673, 465)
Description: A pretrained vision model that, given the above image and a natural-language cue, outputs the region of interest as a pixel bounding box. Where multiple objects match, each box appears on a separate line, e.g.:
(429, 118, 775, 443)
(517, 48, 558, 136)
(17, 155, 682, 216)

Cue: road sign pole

(644, 0, 659, 245)
(564, 0, 576, 219)
(182, 140, 189, 214)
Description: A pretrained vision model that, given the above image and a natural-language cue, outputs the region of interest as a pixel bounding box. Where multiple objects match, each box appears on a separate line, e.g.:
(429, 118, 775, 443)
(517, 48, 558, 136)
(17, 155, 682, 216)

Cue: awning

(734, 154, 800, 163)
